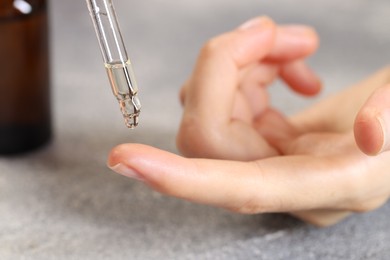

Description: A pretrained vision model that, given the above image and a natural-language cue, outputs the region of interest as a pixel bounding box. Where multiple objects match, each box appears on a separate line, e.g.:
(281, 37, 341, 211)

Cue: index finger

(107, 144, 359, 213)
(184, 17, 276, 126)
(184, 18, 319, 125)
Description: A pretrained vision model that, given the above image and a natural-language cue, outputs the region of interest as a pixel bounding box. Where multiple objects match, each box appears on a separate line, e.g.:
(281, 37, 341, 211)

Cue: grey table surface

(1, 0, 390, 259)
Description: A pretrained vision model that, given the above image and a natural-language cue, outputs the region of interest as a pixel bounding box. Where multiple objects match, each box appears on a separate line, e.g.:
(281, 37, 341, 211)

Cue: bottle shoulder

(0, 0, 46, 20)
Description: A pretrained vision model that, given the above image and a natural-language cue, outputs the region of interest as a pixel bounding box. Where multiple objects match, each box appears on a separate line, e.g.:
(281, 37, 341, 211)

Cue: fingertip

(199, 16, 276, 69)
(107, 144, 151, 181)
(280, 61, 322, 96)
(107, 143, 152, 178)
(107, 143, 154, 167)
(354, 85, 390, 155)
(280, 25, 319, 51)
(108, 143, 180, 169)
(107, 143, 130, 168)
(233, 17, 277, 66)
(295, 76, 322, 97)
(379, 109, 390, 153)
(267, 25, 319, 62)
(107, 144, 194, 191)
(354, 109, 384, 155)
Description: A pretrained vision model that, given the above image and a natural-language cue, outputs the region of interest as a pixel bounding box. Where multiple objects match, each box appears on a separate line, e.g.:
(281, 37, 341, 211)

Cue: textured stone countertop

(1, 0, 390, 259)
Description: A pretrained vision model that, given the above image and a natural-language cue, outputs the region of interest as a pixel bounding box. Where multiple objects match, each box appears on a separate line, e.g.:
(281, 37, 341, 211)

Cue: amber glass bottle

(0, 0, 51, 155)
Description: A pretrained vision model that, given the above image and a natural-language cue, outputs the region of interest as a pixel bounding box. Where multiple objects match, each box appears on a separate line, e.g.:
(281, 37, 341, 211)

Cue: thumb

(354, 84, 390, 155)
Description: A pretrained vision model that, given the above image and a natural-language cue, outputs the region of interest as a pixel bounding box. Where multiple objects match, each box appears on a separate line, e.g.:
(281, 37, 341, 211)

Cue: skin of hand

(107, 17, 390, 227)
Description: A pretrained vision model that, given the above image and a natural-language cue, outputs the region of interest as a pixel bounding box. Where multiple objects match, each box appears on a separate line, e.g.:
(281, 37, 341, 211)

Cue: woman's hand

(177, 16, 321, 161)
(107, 17, 390, 227)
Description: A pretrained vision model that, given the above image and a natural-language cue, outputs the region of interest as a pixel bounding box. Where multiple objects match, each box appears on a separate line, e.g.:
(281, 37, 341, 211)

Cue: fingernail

(239, 16, 272, 30)
(108, 163, 145, 181)
(378, 109, 390, 153)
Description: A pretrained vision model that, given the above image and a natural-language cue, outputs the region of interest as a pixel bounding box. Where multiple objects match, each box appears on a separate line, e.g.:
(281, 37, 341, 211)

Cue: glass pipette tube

(86, 0, 141, 129)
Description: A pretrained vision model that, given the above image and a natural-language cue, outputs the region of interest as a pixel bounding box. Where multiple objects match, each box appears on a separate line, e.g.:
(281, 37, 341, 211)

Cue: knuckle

(230, 195, 283, 215)
(201, 37, 221, 58)
(229, 197, 265, 215)
(200, 35, 231, 62)
(341, 171, 367, 203)
(227, 164, 274, 215)
(340, 168, 388, 213)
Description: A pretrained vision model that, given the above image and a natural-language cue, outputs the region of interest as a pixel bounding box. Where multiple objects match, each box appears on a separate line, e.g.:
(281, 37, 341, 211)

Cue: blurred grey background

(1, 0, 390, 259)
